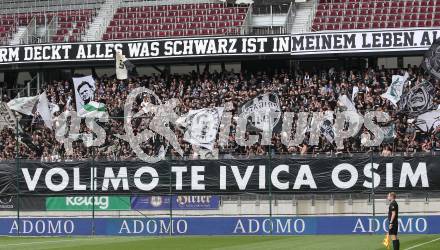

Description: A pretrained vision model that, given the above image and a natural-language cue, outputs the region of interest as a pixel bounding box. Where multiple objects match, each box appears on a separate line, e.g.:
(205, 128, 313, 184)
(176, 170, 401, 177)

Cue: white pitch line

(405, 237, 440, 250)
(0, 237, 151, 248)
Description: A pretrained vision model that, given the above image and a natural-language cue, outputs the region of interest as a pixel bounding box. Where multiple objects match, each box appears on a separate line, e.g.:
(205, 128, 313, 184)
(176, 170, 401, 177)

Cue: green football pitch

(0, 235, 439, 250)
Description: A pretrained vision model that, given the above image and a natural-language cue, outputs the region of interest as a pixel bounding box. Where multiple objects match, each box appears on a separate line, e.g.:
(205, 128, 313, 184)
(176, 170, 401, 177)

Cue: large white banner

(72, 75, 96, 113)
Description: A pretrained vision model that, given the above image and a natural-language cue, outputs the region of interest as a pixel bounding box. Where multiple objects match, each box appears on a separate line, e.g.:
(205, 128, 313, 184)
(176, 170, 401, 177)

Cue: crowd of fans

(1, 65, 440, 161)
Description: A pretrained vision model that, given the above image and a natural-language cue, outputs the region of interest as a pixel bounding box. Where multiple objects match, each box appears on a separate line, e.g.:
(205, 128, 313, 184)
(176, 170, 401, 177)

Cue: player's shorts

(389, 223, 398, 235)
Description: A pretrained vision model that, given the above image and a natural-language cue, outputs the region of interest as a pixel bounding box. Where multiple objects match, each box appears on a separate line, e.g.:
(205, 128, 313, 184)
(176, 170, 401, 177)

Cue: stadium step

(83, 0, 121, 41)
(291, 0, 315, 34)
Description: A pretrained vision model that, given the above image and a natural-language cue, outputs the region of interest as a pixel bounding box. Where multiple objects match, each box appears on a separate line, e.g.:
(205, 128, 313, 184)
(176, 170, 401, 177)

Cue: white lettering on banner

(332, 164, 358, 189)
(363, 163, 380, 188)
(133, 167, 158, 191)
(18, 161, 430, 192)
(2, 29, 440, 65)
(399, 162, 429, 188)
(291, 29, 439, 54)
(66, 196, 109, 209)
(293, 165, 317, 190)
(102, 167, 129, 191)
(8, 220, 74, 234)
(231, 165, 254, 190)
(352, 217, 428, 233)
(191, 166, 205, 190)
(45, 168, 69, 192)
(232, 219, 305, 234)
(271, 165, 289, 190)
(118, 219, 188, 234)
(172, 166, 187, 190)
(21, 168, 43, 191)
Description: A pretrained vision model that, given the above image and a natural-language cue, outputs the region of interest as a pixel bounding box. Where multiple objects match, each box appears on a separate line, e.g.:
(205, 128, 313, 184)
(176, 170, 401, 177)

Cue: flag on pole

(116, 50, 136, 80)
(0, 102, 17, 131)
(383, 234, 391, 250)
(7, 95, 39, 116)
(399, 80, 435, 117)
(381, 73, 408, 106)
(352, 86, 359, 101)
(414, 109, 440, 132)
(239, 93, 281, 132)
(77, 101, 108, 118)
(180, 107, 224, 151)
(72, 75, 96, 113)
(338, 94, 357, 111)
(36, 91, 53, 129)
(421, 37, 440, 80)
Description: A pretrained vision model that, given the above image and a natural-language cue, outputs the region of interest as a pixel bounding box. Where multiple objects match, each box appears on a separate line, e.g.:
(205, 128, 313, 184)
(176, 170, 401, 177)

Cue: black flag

(399, 80, 435, 117)
(421, 38, 440, 80)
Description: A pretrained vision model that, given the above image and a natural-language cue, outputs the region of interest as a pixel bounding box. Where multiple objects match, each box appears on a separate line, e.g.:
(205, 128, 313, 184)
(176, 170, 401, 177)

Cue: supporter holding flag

(116, 50, 136, 80)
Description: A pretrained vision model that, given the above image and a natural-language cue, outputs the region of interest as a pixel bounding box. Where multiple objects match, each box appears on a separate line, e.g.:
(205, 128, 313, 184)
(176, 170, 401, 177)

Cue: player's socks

(392, 240, 400, 250)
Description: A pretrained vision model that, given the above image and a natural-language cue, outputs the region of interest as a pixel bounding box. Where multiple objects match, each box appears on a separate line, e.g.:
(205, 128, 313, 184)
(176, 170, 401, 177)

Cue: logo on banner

(46, 196, 130, 211)
(240, 93, 281, 131)
(150, 196, 164, 208)
(0, 196, 13, 209)
(422, 38, 440, 79)
(131, 196, 220, 210)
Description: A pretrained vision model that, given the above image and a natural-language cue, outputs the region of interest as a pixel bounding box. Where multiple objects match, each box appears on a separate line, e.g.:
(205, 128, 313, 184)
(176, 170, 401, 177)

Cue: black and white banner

(0, 36, 289, 65)
(291, 28, 439, 54)
(240, 93, 281, 132)
(0, 155, 437, 195)
(421, 36, 440, 79)
(0, 29, 438, 65)
(399, 80, 435, 117)
(182, 107, 224, 151)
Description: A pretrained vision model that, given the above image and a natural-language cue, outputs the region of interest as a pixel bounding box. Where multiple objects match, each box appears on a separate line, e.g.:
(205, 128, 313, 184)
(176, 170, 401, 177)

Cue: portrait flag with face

(72, 75, 96, 114)
(398, 80, 435, 117)
(180, 107, 224, 151)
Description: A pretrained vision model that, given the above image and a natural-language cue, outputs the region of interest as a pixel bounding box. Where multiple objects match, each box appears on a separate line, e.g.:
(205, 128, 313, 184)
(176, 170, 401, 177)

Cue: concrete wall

(1, 198, 439, 218)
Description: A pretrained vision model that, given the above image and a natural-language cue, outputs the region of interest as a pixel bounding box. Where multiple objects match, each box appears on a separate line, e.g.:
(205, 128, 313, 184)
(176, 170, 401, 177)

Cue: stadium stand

(0, 0, 102, 44)
(102, 3, 249, 40)
(0, 15, 17, 45)
(1, 66, 440, 161)
(313, 0, 440, 31)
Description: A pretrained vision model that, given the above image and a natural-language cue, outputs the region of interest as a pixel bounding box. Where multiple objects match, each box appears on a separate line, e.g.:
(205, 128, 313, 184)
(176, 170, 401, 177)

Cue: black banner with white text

(0, 28, 439, 66)
(0, 155, 438, 195)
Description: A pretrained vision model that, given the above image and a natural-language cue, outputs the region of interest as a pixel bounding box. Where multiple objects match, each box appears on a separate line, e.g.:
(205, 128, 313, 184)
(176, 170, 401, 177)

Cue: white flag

(116, 50, 128, 80)
(338, 95, 356, 111)
(415, 110, 440, 132)
(72, 75, 96, 113)
(0, 102, 17, 130)
(7, 95, 39, 115)
(321, 111, 335, 143)
(381, 74, 407, 106)
(352, 86, 359, 101)
(36, 91, 53, 129)
(77, 101, 108, 118)
(182, 107, 224, 150)
(115, 50, 135, 80)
